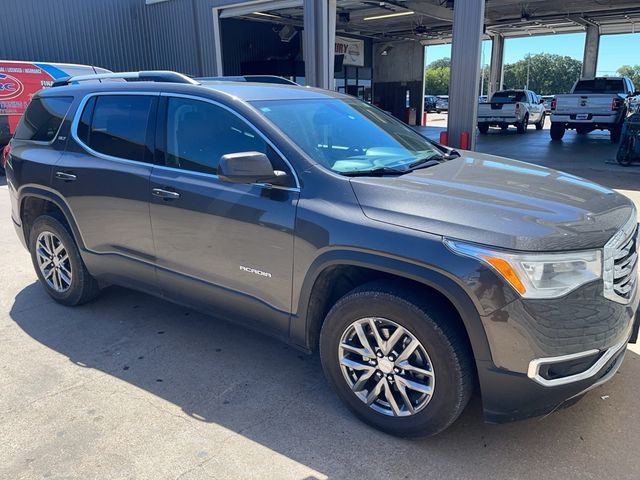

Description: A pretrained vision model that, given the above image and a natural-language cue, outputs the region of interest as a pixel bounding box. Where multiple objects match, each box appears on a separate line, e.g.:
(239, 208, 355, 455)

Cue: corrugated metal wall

(0, 0, 210, 76)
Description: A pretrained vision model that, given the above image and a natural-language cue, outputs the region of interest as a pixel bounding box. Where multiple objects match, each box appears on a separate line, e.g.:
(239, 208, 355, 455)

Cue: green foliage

(502, 53, 582, 95)
(425, 66, 450, 95)
(616, 65, 640, 89)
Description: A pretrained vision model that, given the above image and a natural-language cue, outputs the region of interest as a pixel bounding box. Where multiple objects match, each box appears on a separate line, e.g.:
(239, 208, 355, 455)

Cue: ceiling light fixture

(363, 10, 414, 21)
(252, 11, 281, 19)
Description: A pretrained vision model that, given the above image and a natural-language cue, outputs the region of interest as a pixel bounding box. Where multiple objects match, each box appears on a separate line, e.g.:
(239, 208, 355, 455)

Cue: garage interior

(208, 0, 640, 148)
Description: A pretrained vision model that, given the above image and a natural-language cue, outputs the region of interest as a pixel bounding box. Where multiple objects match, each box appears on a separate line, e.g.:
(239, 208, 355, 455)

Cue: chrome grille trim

(604, 213, 639, 304)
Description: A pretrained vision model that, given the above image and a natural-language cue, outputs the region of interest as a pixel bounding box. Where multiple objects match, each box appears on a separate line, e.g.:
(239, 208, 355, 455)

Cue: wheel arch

(18, 186, 84, 249)
(291, 249, 492, 365)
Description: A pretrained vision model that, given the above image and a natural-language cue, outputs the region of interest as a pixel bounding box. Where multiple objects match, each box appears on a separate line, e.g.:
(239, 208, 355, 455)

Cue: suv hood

(350, 152, 635, 251)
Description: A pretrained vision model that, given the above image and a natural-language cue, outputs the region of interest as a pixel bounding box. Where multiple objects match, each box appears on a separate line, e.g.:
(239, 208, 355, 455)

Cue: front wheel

(617, 136, 635, 166)
(29, 215, 100, 306)
(611, 125, 622, 144)
(535, 112, 545, 130)
(319, 281, 474, 437)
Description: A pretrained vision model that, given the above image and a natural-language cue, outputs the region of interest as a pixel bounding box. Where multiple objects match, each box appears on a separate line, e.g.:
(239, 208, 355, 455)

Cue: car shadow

(9, 281, 640, 478)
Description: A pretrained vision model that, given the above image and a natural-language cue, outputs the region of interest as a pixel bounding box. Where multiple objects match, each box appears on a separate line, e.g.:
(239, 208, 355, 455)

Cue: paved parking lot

(2, 129, 640, 479)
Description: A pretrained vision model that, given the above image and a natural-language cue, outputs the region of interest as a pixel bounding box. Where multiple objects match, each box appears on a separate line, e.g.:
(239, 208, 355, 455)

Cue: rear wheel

(517, 114, 529, 134)
(478, 124, 489, 134)
(29, 215, 100, 306)
(319, 281, 474, 437)
(550, 122, 565, 140)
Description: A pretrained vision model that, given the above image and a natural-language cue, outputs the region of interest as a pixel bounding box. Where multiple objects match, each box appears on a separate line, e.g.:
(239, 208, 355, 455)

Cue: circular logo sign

(0, 73, 24, 100)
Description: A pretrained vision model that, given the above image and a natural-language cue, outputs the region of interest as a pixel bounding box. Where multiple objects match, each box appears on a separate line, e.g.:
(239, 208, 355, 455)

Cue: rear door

(149, 94, 299, 335)
(53, 92, 160, 292)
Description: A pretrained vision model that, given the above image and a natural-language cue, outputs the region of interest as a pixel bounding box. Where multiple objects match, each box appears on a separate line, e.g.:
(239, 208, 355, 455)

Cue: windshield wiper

(340, 166, 406, 177)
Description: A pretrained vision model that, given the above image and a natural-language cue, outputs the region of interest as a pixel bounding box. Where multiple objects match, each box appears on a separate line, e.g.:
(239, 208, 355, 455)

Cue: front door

(149, 95, 299, 336)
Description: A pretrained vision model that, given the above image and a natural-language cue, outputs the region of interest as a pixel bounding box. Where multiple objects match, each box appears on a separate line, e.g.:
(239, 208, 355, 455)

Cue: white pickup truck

(477, 89, 546, 134)
(550, 76, 637, 143)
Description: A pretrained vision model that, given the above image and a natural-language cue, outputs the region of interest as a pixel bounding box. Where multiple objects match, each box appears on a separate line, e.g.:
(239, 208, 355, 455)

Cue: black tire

(535, 112, 545, 130)
(319, 281, 474, 438)
(611, 125, 622, 144)
(29, 215, 100, 306)
(550, 122, 565, 140)
(516, 114, 528, 134)
(617, 136, 635, 166)
(478, 123, 489, 134)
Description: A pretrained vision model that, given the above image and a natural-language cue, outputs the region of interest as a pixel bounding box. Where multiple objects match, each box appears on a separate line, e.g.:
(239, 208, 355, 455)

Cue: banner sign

(335, 36, 365, 67)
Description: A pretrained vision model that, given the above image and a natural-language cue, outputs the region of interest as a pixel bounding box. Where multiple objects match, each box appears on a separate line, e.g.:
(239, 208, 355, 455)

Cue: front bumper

(477, 280, 638, 423)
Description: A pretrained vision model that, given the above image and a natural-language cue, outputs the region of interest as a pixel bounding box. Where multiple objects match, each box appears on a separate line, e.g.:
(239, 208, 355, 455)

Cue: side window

(78, 95, 154, 162)
(165, 97, 284, 175)
(14, 96, 73, 142)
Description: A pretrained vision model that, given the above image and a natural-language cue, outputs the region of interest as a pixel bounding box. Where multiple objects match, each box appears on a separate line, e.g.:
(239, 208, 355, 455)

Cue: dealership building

(2, 0, 640, 148)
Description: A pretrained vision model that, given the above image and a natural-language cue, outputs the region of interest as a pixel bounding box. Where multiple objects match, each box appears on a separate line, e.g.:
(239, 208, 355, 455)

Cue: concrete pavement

(1, 143, 640, 479)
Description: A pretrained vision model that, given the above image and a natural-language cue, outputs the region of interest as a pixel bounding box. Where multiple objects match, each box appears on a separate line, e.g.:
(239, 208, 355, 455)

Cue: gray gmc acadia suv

(6, 71, 639, 437)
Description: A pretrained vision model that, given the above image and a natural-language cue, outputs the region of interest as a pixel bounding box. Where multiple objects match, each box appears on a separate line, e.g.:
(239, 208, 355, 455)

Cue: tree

(424, 57, 450, 95)
(502, 53, 582, 95)
(617, 65, 640, 88)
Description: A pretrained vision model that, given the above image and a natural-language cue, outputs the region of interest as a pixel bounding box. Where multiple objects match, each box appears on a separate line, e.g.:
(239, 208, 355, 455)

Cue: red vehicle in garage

(0, 61, 110, 173)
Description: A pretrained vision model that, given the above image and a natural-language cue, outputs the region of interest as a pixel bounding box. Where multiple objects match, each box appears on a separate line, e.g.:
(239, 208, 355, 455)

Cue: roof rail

(51, 70, 200, 87)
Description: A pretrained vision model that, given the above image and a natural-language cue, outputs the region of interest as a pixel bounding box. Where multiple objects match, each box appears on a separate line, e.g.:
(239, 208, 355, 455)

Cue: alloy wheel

(36, 231, 72, 293)
(338, 317, 435, 417)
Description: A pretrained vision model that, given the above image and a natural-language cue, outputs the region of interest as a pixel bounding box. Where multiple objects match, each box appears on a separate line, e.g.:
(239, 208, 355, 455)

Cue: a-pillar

(447, 0, 485, 149)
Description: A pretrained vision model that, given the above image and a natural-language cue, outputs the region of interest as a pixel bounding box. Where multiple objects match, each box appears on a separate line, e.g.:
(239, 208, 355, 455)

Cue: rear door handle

(55, 171, 77, 181)
(152, 188, 180, 200)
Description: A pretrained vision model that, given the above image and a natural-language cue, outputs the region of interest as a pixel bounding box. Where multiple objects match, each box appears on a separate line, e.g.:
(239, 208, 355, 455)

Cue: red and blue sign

(0, 73, 24, 100)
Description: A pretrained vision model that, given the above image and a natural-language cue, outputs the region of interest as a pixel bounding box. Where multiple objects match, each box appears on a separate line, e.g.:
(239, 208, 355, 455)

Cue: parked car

(424, 95, 438, 112)
(0, 61, 111, 167)
(550, 76, 637, 143)
(541, 95, 555, 112)
(435, 95, 448, 113)
(477, 89, 546, 133)
(478, 95, 487, 103)
(7, 71, 639, 437)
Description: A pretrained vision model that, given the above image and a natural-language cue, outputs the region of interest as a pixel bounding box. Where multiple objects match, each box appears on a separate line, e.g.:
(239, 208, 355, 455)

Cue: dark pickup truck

(6, 71, 639, 437)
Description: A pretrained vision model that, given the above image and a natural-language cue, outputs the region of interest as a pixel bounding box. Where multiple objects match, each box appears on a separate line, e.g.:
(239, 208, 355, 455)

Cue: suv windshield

(573, 78, 625, 94)
(252, 98, 441, 174)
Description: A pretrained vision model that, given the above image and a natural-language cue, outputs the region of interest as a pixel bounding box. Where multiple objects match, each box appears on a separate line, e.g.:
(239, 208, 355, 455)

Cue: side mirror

(218, 151, 289, 186)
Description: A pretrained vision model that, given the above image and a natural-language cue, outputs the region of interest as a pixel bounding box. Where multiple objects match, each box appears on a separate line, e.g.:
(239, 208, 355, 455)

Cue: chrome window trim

(158, 92, 300, 190)
(527, 333, 630, 387)
(603, 212, 638, 304)
(70, 91, 160, 167)
(14, 95, 75, 146)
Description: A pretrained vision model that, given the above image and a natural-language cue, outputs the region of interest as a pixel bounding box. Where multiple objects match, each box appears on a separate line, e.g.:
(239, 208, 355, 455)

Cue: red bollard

(439, 131, 449, 146)
(460, 131, 470, 150)
(422, 111, 428, 126)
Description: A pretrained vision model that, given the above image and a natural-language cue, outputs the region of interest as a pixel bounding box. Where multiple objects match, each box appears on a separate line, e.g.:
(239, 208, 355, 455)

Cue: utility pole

(526, 53, 530, 89)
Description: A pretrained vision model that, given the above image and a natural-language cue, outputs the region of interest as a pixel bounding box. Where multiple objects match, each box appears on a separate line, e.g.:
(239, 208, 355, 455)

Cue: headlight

(444, 239, 602, 299)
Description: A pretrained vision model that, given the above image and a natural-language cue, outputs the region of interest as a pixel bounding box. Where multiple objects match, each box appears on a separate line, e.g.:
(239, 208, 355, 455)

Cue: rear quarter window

(13, 96, 73, 142)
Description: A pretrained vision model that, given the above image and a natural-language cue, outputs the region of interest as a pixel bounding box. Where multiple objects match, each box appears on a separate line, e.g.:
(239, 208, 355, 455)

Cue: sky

(425, 32, 640, 76)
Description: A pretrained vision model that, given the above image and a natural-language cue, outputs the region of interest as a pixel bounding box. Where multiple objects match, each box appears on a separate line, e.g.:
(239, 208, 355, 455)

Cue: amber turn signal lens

(480, 256, 526, 294)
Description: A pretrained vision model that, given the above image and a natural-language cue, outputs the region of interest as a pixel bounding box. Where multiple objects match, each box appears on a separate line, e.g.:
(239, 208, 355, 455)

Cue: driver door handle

(152, 188, 180, 200)
(55, 171, 77, 182)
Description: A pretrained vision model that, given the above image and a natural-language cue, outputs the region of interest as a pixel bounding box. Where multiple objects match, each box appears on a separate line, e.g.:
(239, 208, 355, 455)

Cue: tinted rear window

(78, 95, 154, 162)
(573, 79, 625, 94)
(491, 91, 526, 103)
(14, 96, 73, 141)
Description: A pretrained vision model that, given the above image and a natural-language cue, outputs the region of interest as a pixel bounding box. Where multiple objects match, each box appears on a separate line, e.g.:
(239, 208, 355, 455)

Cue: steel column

(447, 0, 485, 149)
(487, 34, 504, 100)
(303, 0, 336, 89)
(582, 24, 600, 79)
(211, 7, 224, 76)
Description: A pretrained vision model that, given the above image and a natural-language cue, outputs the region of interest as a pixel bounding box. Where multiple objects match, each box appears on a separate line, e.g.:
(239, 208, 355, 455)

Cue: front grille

(604, 216, 639, 304)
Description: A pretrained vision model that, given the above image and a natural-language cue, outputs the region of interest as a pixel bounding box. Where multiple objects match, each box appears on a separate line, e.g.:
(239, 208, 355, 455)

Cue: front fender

(290, 248, 493, 364)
